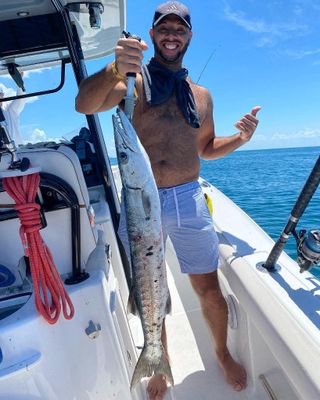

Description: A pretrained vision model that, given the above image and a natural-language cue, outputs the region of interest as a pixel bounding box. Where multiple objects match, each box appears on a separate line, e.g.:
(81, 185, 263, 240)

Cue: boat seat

(23, 145, 91, 206)
(0, 145, 96, 277)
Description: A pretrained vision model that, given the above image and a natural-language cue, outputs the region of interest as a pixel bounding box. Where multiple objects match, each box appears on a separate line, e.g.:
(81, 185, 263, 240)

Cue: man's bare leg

(147, 320, 170, 400)
(189, 271, 247, 391)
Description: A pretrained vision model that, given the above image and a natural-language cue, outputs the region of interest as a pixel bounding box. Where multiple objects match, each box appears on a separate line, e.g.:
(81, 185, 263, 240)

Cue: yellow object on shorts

(204, 192, 214, 216)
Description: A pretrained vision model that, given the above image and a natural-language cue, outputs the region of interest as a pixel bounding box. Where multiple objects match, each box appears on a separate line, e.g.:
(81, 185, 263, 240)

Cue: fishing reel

(295, 229, 320, 273)
(0, 109, 30, 173)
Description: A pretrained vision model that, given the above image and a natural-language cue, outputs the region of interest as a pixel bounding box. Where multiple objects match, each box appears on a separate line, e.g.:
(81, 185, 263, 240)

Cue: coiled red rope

(3, 172, 74, 324)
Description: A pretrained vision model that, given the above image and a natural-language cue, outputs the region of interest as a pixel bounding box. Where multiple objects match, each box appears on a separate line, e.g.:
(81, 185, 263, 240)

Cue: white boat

(0, 1, 319, 399)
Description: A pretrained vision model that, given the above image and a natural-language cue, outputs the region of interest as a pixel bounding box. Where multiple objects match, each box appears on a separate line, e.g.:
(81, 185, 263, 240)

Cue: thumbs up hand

(234, 106, 262, 142)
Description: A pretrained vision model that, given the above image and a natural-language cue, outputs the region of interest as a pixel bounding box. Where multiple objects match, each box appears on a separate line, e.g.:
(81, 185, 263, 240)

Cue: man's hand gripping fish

(112, 109, 173, 389)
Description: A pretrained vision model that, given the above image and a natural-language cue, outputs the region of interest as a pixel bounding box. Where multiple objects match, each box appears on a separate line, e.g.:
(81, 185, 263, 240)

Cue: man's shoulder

(187, 78, 210, 93)
(188, 80, 211, 102)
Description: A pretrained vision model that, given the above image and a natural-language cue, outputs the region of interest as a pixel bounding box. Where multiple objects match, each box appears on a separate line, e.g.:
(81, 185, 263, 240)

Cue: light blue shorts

(118, 181, 219, 274)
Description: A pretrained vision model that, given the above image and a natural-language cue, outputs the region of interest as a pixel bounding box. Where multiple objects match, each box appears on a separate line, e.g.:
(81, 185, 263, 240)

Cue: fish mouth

(113, 109, 138, 153)
(123, 184, 143, 190)
(112, 111, 135, 152)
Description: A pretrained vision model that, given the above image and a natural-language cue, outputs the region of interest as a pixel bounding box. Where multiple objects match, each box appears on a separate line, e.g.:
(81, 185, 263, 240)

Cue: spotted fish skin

(112, 109, 173, 389)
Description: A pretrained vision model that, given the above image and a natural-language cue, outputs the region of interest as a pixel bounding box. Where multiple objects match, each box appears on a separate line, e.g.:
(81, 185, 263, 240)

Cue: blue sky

(1, 0, 320, 156)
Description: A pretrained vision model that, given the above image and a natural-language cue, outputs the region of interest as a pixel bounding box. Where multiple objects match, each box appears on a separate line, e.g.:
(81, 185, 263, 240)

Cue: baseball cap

(153, 1, 192, 30)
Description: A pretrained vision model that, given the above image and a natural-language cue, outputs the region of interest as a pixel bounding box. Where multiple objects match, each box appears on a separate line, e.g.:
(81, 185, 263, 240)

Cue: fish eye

(119, 152, 128, 163)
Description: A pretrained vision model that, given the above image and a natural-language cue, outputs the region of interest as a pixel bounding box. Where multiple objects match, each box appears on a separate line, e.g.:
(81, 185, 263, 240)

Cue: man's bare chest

(137, 88, 206, 122)
(134, 101, 194, 145)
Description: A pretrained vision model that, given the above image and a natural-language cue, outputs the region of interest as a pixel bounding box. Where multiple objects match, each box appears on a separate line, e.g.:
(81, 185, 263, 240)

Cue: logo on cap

(166, 4, 178, 11)
(153, 1, 192, 30)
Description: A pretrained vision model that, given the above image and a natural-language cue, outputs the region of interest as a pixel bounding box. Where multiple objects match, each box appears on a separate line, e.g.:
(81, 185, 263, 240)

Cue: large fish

(112, 109, 173, 389)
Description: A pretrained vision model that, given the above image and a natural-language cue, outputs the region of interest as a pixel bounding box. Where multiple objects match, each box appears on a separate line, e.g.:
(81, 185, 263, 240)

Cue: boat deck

(165, 242, 248, 400)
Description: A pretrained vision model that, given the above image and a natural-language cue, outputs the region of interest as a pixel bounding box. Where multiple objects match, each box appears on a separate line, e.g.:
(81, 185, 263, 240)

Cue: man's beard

(153, 38, 190, 64)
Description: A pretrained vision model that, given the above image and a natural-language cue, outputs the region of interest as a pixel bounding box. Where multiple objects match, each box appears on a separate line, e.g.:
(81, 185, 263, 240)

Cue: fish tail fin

(130, 346, 153, 389)
(130, 345, 174, 390)
(154, 347, 174, 387)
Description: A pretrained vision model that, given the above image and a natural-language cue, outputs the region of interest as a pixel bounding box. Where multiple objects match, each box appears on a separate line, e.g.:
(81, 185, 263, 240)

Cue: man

(0, 73, 26, 145)
(76, 2, 261, 399)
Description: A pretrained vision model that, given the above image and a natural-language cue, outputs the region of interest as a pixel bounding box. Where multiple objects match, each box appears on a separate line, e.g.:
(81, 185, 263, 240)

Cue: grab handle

(122, 31, 141, 121)
(259, 374, 278, 400)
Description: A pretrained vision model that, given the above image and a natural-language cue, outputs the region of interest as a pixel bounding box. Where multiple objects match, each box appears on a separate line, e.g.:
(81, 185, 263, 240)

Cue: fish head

(113, 109, 152, 190)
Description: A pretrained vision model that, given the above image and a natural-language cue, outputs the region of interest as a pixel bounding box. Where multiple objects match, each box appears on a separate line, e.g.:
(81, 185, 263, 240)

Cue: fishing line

(196, 45, 220, 85)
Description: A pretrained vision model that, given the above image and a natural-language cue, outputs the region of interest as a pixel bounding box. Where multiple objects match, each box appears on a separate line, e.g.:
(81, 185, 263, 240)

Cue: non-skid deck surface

(160, 242, 249, 400)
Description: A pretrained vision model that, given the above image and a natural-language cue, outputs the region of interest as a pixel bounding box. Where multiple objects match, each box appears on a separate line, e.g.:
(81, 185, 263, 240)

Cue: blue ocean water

(200, 146, 320, 277)
(111, 146, 319, 276)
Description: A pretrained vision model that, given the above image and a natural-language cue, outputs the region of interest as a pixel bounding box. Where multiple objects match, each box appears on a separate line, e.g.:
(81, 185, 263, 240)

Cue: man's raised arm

(75, 37, 148, 115)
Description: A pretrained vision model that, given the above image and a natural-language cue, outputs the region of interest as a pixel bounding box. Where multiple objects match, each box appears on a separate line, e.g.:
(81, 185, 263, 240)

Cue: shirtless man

(76, 2, 261, 399)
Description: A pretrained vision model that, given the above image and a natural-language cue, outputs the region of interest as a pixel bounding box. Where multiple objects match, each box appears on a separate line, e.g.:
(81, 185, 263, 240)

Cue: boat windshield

(0, 56, 89, 147)
(0, 0, 124, 147)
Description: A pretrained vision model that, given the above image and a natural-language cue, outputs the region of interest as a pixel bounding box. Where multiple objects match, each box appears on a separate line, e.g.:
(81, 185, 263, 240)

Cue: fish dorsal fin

(141, 190, 152, 220)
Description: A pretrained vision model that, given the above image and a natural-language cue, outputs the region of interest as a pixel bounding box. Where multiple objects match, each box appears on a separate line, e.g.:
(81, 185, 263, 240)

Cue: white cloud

(0, 85, 16, 97)
(23, 66, 53, 78)
(23, 128, 63, 144)
(1, 66, 53, 80)
(224, 5, 308, 35)
(108, 145, 117, 157)
(281, 48, 320, 60)
(224, 7, 270, 34)
(25, 95, 39, 104)
(293, 5, 303, 16)
(253, 134, 268, 141)
(255, 129, 320, 142)
(256, 37, 275, 48)
(223, 4, 309, 47)
(0, 83, 38, 103)
(29, 128, 46, 143)
(293, 129, 320, 138)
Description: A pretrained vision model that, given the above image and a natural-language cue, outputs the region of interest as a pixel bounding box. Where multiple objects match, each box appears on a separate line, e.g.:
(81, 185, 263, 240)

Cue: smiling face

(150, 14, 192, 69)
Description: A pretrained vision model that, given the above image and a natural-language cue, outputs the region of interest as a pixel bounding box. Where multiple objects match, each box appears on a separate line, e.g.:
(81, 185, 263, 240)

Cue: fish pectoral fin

(127, 287, 139, 316)
(141, 190, 152, 219)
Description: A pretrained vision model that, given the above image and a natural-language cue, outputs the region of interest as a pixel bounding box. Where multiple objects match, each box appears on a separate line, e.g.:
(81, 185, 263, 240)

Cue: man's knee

(189, 271, 223, 300)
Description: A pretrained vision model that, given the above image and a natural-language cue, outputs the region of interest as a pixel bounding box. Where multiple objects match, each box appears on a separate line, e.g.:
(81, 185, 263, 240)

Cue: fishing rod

(264, 156, 320, 273)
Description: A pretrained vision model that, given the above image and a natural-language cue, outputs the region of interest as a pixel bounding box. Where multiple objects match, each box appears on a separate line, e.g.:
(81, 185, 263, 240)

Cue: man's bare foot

(147, 374, 168, 400)
(216, 351, 247, 391)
